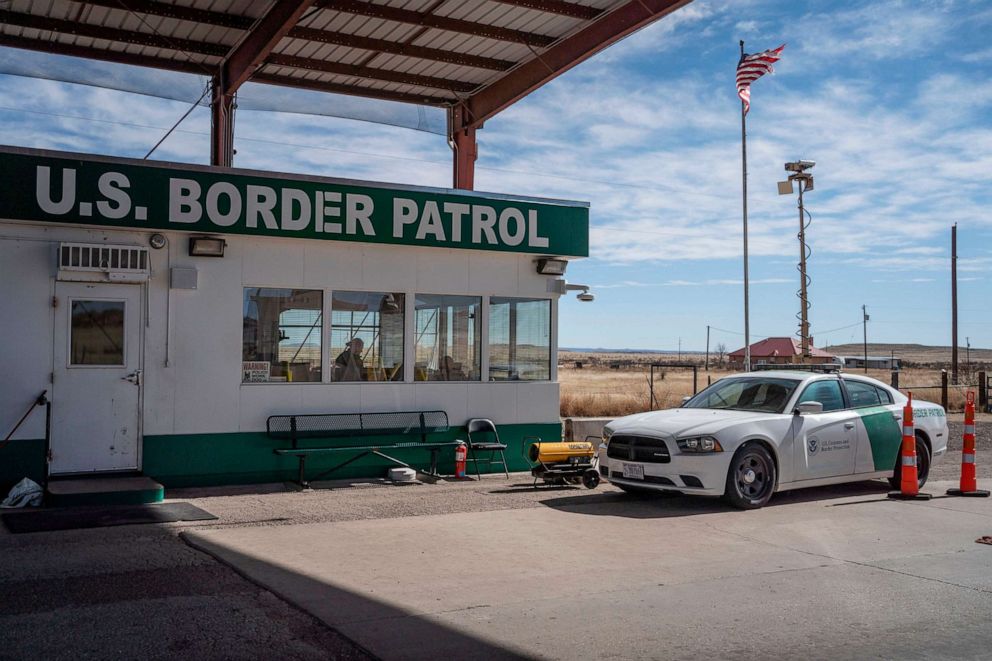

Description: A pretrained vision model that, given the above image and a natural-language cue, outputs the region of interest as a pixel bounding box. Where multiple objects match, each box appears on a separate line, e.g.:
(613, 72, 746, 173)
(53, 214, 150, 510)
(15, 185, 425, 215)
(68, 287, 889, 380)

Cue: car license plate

(622, 463, 644, 480)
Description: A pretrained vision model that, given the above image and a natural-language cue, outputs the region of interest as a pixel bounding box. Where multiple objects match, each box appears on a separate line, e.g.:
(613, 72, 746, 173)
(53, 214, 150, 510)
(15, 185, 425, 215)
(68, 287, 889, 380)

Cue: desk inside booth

(268, 410, 461, 487)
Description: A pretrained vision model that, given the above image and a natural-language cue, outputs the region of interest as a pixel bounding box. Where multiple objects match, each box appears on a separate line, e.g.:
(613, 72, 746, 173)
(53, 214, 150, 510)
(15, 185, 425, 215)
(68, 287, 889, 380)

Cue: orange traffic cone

(888, 392, 932, 500)
(947, 391, 989, 497)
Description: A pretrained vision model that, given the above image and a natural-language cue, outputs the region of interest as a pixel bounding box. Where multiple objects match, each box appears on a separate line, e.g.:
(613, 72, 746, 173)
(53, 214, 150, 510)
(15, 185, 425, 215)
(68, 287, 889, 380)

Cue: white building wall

(1, 220, 563, 443)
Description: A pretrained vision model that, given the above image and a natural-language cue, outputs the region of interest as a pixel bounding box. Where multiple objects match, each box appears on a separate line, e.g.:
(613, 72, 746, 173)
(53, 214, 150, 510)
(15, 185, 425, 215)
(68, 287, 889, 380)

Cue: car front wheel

(724, 443, 776, 509)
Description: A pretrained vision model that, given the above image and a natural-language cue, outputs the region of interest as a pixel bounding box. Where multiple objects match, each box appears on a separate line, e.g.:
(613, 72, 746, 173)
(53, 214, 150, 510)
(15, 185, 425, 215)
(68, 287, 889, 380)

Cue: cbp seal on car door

(808, 438, 819, 455)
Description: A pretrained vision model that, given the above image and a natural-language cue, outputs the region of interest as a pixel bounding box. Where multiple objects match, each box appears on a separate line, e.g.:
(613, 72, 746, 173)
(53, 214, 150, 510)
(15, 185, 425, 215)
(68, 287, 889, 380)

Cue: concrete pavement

(184, 479, 992, 661)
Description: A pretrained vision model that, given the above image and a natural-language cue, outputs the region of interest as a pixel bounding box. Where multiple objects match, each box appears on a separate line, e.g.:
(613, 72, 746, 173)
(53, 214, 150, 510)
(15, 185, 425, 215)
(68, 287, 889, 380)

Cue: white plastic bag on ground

(1, 477, 43, 508)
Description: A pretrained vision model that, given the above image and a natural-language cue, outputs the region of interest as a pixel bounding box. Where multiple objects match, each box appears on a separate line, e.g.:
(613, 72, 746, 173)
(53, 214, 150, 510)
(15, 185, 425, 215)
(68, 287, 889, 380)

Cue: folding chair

(465, 418, 509, 480)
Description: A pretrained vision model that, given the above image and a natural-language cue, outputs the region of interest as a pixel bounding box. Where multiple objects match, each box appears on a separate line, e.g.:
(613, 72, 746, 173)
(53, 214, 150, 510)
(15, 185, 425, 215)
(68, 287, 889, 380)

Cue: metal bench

(267, 410, 460, 488)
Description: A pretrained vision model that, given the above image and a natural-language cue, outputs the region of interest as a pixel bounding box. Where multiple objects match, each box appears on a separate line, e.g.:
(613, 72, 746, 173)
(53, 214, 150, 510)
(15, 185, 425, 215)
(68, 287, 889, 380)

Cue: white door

(51, 281, 142, 474)
(792, 379, 858, 480)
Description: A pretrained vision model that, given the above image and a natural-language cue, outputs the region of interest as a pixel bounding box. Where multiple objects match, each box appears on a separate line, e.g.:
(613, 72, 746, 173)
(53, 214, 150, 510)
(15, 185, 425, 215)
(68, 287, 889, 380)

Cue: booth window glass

(70, 300, 125, 366)
(488, 297, 551, 381)
(415, 295, 481, 381)
(242, 288, 322, 383)
(331, 291, 405, 382)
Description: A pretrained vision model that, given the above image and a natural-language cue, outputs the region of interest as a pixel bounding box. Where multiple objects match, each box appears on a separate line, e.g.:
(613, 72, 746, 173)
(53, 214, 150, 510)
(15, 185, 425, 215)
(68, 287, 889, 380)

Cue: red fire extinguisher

(455, 442, 468, 479)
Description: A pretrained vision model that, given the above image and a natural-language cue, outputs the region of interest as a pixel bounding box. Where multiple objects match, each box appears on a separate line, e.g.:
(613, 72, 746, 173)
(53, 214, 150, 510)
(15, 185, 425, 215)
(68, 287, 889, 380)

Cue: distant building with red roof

(728, 337, 837, 368)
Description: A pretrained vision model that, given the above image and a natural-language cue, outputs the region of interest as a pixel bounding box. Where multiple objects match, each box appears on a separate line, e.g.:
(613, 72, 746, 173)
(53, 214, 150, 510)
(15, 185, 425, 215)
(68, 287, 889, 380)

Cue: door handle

(122, 369, 142, 386)
(844, 423, 855, 430)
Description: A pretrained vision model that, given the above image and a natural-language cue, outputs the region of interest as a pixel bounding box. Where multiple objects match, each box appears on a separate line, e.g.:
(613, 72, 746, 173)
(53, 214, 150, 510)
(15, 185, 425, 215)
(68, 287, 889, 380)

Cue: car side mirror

(795, 401, 824, 415)
(681, 396, 691, 406)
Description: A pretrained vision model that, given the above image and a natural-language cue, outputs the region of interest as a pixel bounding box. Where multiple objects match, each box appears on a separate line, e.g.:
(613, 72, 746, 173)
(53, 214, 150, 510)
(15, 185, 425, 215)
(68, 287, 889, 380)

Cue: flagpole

(740, 39, 751, 372)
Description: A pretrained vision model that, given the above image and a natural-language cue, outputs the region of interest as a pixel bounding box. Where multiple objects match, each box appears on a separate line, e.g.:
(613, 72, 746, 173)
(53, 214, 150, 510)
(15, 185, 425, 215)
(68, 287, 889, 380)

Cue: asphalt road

(0, 415, 988, 660)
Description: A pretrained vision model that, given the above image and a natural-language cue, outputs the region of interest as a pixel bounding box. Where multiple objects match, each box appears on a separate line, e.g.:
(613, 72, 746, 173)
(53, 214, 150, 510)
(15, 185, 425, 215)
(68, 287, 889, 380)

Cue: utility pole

(678, 337, 682, 362)
(966, 336, 971, 377)
(705, 325, 711, 371)
(951, 223, 958, 385)
(862, 304, 869, 373)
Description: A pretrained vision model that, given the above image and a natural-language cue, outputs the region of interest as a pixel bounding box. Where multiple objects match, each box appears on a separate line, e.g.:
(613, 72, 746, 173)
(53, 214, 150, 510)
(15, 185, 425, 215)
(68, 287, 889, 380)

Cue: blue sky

(1, 0, 990, 352)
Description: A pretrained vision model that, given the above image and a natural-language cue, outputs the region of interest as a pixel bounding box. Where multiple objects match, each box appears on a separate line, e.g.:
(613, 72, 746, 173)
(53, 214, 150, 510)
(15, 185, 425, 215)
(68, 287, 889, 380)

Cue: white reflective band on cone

(902, 456, 916, 466)
(903, 426, 914, 436)
(964, 425, 976, 434)
(963, 455, 976, 464)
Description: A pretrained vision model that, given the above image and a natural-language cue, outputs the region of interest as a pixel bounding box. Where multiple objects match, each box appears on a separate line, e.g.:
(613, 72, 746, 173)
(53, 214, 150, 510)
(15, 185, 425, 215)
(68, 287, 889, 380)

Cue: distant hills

(562, 343, 991, 364)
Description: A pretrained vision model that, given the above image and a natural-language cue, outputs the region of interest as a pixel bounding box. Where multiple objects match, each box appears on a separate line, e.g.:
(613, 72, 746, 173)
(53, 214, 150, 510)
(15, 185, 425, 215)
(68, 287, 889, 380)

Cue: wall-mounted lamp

(535, 257, 568, 276)
(149, 233, 167, 249)
(565, 283, 595, 302)
(189, 236, 226, 257)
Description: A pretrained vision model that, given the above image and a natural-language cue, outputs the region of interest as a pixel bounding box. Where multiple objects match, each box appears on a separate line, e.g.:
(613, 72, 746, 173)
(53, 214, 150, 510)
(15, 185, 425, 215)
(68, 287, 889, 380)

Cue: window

(242, 288, 321, 383)
(797, 380, 846, 412)
(685, 377, 799, 413)
(489, 297, 551, 381)
(70, 300, 125, 366)
(845, 380, 882, 408)
(415, 295, 481, 381)
(331, 291, 405, 382)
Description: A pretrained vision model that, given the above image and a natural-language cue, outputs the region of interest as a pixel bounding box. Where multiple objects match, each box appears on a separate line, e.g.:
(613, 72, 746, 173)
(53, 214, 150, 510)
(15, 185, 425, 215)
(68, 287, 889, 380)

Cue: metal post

(798, 180, 810, 359)
(649, 365, 656, 410)
(705, 325, 710, 371)
(692, 366, 698, 394)
(862, 304, 869, 373)
(979, 371, 987, 411)
(951, 224, 958, 385)
(740, 41, 751, 373)
(891, 369, 899, 390)
(941, 369, 949, 411)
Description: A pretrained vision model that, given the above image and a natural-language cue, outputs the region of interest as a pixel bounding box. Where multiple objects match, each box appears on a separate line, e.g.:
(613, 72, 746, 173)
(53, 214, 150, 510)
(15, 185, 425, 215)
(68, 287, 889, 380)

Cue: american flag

(736, 44, 785, 114)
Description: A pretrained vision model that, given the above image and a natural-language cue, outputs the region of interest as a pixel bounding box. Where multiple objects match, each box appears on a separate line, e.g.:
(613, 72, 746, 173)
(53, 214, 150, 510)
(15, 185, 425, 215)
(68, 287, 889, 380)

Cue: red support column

(210, 79, 234, 167)
(450, 105, 477, 190)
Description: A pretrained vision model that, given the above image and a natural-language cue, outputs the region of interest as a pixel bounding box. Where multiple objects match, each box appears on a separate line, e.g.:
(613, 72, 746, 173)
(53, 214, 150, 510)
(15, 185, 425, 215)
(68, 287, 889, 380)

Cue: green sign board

(0, 148, 589, 257)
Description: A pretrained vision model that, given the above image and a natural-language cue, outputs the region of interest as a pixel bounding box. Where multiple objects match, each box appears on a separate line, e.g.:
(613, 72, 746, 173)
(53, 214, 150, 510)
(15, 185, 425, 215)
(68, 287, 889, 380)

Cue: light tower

(778, 160, 815, 359)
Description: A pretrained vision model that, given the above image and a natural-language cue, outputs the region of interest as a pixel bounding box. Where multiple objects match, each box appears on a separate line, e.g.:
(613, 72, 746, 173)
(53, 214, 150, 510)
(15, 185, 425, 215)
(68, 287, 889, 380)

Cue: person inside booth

(333, 337, 365, 381)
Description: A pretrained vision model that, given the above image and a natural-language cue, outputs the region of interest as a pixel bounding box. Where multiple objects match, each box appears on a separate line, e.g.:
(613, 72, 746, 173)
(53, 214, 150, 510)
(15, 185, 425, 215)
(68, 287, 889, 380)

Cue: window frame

(67, 296, 127, 369)
(487, 296, 554, 383)
(841, 378, 888, 409)
(796, 378, 849, 412)
(413, 292, 483, 383)
(328, 289, 407, 384)
(241, 286, 324, 385)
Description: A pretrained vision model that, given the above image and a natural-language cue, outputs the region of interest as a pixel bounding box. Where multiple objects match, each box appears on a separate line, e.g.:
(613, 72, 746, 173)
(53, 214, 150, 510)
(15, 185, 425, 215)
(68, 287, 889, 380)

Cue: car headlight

(676, 436, 724, 453)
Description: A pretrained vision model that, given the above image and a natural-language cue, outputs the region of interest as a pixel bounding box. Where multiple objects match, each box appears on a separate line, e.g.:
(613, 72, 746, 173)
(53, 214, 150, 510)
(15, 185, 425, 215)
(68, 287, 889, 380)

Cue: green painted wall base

(144, 423, 562, 488)
(46, 483, 165, 508)
(0, 438, 46, 494)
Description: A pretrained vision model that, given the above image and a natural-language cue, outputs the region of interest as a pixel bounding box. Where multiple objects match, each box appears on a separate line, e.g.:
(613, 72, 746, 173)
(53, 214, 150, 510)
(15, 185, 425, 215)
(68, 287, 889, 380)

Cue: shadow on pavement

(183, 533, 537, 661)
(538, 480, 892, 518)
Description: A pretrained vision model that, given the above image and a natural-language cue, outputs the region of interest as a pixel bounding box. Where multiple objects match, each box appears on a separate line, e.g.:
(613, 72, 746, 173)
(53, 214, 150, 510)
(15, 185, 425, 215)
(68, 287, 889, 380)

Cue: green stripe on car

(857, 406, 902, 471)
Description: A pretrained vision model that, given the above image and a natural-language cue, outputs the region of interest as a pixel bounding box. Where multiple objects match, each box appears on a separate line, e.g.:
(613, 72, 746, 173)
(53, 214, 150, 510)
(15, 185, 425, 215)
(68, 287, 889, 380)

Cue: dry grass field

(559, 350, 986, 418)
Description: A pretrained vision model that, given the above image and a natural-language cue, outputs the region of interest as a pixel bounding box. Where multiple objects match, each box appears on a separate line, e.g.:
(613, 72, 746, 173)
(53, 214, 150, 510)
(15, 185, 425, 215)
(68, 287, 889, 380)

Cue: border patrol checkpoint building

(0, 146, 588, 489)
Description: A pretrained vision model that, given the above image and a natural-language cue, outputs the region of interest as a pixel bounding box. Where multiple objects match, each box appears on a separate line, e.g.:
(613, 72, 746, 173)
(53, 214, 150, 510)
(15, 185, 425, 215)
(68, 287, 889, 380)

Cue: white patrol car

(599, 371, 948, 509)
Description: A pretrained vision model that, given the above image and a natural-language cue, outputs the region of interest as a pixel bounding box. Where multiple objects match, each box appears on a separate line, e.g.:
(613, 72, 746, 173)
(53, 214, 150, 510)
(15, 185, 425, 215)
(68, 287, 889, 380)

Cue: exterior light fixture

(565, 283, 594, 302)
(188, 236, 226, 257)
(149, 233, 167, 249)
(535, 257, 568, 276)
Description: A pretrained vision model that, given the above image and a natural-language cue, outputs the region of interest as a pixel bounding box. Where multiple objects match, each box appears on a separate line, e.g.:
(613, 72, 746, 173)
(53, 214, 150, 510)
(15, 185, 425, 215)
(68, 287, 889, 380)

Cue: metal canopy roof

(0, 0, 691, 183)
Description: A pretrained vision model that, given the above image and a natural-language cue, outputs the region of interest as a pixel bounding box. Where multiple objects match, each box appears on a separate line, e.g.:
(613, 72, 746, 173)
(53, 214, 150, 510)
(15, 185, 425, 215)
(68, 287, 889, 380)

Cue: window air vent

(58, 242, 150, 283)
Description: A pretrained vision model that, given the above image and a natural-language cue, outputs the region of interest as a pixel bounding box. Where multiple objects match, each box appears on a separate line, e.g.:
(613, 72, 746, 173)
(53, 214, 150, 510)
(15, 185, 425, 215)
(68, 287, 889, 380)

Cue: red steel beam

(449, 105, 478, 190)
(266, 52, 476, 93)
(252, 72, 452, 106)
(64, 0, 254, 30)
(287, 26, 514, 71)
(462, 0, 692, 128)
(0, 10, 228, 58)
(316, 0, 555, 46)
(219, 0, 316, 94)
(488, 0, 604, 20)
(0, 34, 211, 76)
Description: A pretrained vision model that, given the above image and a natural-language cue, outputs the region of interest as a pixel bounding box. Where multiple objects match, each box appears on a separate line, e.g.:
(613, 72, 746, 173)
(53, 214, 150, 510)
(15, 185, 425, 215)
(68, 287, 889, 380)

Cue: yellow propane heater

(526, 437, 600, 488)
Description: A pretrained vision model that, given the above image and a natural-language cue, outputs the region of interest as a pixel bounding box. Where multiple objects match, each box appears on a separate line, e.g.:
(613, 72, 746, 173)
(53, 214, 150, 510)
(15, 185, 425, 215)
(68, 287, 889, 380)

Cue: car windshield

(683, 377, 800, 413)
